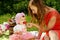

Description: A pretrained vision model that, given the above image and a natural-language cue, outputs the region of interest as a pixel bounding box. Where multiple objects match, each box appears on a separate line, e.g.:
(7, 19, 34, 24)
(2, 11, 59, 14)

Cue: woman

(28, 0, 60, 40)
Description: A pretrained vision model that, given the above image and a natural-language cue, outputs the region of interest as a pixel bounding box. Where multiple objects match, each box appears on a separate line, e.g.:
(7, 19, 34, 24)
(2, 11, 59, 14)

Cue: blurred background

(0, 0, 60, 23)
(0, 0, 60, 40)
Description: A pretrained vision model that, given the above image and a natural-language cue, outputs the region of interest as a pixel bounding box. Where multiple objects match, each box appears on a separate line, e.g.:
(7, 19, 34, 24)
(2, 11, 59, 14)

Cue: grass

(0, 14, 12, 24)
(0, 13, 38, 40)
(0, 14, 31, 24)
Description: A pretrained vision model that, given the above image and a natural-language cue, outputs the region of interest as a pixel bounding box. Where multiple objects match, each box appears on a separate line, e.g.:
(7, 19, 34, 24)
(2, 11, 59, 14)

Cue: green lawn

(0, 13, 31, 24)
(0, 13, 38, 40)
(0, 14, 11, 24)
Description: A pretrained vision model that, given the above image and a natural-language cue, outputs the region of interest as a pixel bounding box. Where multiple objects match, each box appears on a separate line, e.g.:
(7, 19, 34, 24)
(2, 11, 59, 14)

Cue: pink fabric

(9, 32, 34, 40)
(4, 24, 10, 30)
(22, 32, 34, 40)
(9, 34, 22, 40)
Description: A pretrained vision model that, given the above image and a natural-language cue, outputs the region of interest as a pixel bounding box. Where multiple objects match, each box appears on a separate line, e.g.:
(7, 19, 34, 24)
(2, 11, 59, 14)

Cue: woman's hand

(27, 23, 40, 29)
(27, 23, 33, 28)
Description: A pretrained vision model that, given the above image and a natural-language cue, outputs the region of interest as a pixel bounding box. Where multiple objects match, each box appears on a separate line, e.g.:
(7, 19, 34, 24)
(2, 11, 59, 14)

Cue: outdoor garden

(0, 0, 60, 40)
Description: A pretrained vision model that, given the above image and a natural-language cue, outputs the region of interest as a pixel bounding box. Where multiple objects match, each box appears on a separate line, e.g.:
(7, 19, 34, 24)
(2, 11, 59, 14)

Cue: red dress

(44, 10, 60, 30)
(38, 10, 60, 40)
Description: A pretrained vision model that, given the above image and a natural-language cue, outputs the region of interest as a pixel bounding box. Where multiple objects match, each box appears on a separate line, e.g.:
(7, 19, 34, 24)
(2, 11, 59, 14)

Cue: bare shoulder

(45, 6, 57, 14)
(46, 6, 57, 11)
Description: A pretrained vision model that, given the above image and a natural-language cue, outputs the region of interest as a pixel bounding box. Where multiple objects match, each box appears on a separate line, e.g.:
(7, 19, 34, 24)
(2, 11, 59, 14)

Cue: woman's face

(29, 5, 39, 19)
(30, 5, 38, 14)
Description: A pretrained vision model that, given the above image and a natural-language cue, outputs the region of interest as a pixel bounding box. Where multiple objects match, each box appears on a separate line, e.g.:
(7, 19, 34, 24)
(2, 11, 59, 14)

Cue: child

(9, 12, 35, 40)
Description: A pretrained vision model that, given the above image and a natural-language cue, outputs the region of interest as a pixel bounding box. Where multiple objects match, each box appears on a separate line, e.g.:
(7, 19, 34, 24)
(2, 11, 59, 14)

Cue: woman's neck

(44, 6, 54, 14)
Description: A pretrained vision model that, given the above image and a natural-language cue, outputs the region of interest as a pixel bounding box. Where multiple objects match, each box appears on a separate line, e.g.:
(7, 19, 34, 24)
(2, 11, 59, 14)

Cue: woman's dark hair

(28, 0, 46, 24)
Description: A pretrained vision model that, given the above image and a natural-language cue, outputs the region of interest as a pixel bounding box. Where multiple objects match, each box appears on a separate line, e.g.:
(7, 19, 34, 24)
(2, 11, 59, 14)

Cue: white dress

(13, 24, 27, 33)
(14, 24, 39, 36)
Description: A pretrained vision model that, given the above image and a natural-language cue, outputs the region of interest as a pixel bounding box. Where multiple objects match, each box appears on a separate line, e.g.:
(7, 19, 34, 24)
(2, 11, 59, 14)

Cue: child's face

(20, 15, 26, 25)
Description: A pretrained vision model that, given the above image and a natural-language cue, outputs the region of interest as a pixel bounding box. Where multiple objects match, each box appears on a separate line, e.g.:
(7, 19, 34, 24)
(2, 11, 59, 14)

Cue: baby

(9, 12, 35, 40)
(14, 12, 27, 34)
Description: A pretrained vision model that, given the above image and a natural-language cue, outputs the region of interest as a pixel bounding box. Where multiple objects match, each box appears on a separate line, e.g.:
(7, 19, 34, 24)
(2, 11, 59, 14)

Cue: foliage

(0, 0, 29, 15)
(44, 0, 60, 12)
(0, 0, 60, 15)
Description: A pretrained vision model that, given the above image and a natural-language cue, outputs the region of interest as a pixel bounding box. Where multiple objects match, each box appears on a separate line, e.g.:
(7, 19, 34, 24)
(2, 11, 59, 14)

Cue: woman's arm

(42, 16, 56, 31)
(47, 16, 56, 30)
(32, 23, 40, 29)
(43, 16, 56, 32)
(34, 15, 56, 33)
(37, 16, 56, 39)
(27, 16, 56, 32)
(27, 23, 40, 29)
